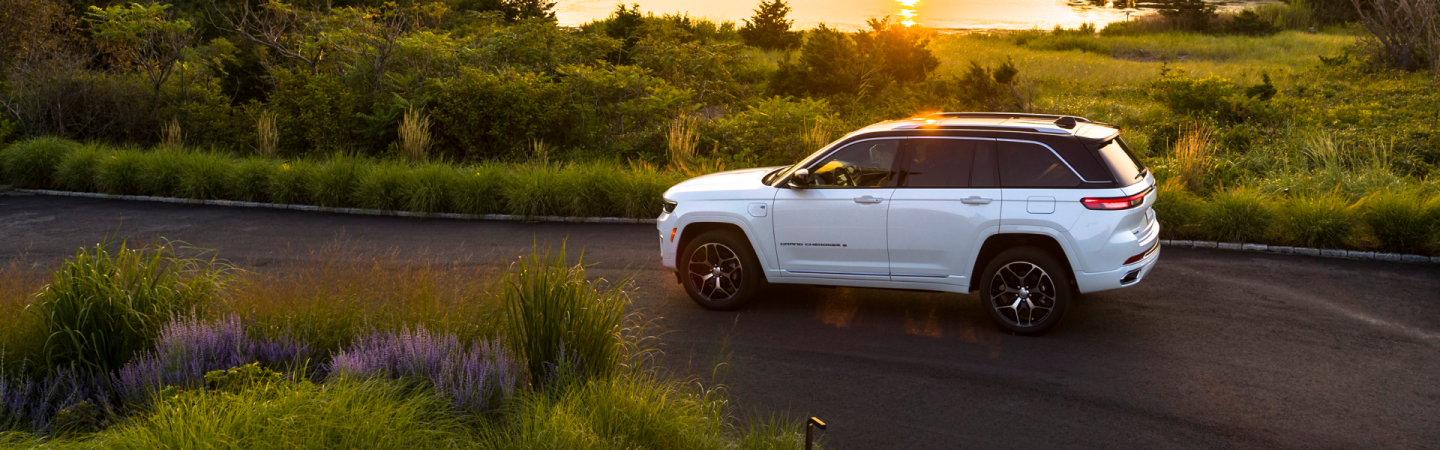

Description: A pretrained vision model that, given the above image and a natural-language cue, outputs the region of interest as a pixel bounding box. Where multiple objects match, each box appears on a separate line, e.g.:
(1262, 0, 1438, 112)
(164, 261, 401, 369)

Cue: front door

(888, 138, 1003, 289)
(773, 138, 903, 278)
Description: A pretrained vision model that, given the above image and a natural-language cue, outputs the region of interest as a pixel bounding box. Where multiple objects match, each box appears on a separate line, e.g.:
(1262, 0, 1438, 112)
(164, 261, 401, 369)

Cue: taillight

(1082, 186, 1153, 211)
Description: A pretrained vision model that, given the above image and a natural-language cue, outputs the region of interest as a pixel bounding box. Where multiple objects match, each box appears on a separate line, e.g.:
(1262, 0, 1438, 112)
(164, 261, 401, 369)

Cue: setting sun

(897, 0, 919, 26)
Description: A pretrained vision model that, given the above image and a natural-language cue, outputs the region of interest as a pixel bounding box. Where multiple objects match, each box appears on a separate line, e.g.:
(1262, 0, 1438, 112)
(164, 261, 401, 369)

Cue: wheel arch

(969, 233, 1077, 293)
(676, 219, 773, 274)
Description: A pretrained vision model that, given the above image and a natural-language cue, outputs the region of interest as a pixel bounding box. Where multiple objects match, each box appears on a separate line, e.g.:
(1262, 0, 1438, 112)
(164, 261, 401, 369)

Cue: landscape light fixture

(806, 417, 827, 450)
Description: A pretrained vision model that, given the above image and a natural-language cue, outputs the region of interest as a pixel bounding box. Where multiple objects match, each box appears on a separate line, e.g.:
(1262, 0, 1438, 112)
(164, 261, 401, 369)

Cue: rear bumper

(1074, 244, 1160, 294)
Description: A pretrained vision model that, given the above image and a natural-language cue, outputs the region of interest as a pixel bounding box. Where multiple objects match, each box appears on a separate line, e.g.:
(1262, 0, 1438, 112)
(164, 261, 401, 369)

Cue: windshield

(1097, 138, 1146, 186)
(768, 135, 850, 186)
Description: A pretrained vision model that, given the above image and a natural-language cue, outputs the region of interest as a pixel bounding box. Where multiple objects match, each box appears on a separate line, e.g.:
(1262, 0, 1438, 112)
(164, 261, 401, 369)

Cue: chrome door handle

(960, 196, 993, 205)
(853, 196, 884, 204)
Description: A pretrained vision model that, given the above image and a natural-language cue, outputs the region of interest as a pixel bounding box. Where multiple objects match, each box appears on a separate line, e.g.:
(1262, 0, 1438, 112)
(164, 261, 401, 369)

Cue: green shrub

(401, 164, 459, 213)
(771, 19, 939, 97)
(0, 137, 78, 188)
(1362, 190, 1438, 254)
(204, 363, 285, 395)
(53, 144, 105, 192)
(311, 155, 365, 208)
(431, 69, 570, 160)
(354, 161, 409, 211)
(1204, 188, 1276, 243)
(1280, 195, 1357, 249)
(269, 160, 316, 205)
(504, 246, 630, 389)
(609, 162, 677, 218)
(450, 164, 506, 215)
(95, 379, 466, 448)
(559, 64, 691, 158)
(226, 157, 274, 202)
(561, 163, 621, 217)
(1222, 10, 1283, 36)
(706, 96, 836, 166)
(96, 150, 147, 195)
(504, 163, 566, 217)
(27, 240, 231, 373)
(177, 152, 232, 200)
(140, 151, 189, 197)
(269, 69, 361, 155)
(1149, 70, 1277, 124)
(1155, 181, 1208, 239)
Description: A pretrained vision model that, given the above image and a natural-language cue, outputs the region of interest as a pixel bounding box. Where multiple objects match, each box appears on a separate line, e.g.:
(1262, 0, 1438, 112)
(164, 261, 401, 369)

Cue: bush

(225, 157, 274, 202)
(1362, 190, 1438, 253)
(53, 144, 104, 192)
(95, 150, 147, 195)
(401, 164, 460, 214)
(450, 164, 506, 215)
(139, 152, 188, 197)
(0, 367, 114, 434)
(28, 241, 231, 374)
(1149, 69, 1277, 124)
(115, 315, 313, 409)
(771, 18, 939, 96)
(176, 152, 231, 200)
(1156, 180, 1208, 239)
(0, 137, 77, 188)
(269, 160, 316, 205)
(353, 161, 409, 211)
(706, 96, 836, 165)
(1204, 188, 1275, 243)
(268, 69, 362, 155)
(311, 156, 365, 208)
(503, 246, 630, 389)
(1280, 195, 1357, 248)
(431, 70, 570, 160)
(1221, 10, 1283, 36)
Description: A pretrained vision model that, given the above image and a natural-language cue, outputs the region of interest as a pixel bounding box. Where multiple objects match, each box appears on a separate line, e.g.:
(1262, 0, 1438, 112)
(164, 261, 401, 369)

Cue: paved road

(2, 193, 1437, 449)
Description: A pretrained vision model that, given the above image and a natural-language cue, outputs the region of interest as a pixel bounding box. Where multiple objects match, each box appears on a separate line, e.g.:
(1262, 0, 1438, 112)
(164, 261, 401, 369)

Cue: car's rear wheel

(980, 247, 1072, 335)
(681, 230, 761, 310)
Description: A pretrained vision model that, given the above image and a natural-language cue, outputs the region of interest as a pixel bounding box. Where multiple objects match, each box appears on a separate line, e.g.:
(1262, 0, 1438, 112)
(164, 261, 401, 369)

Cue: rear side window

(997, 141, 1082, 188)
(1097, 138, 1146, 186)
(901, 139, 975, 188)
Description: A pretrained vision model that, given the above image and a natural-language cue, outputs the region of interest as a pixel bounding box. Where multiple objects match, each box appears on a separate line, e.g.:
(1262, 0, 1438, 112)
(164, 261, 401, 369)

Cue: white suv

(657, 113, 1159, 334)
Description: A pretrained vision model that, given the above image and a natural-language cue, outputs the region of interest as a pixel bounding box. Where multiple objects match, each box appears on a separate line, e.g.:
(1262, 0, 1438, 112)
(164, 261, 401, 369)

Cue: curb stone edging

(13, 189, 1439, 264)
(1157, 239, 1438, 265)
(14, 189, 659, 225)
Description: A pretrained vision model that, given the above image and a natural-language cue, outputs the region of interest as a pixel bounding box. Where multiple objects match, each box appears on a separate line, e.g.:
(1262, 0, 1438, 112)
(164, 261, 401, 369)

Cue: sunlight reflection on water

(559, 0, 1155, 30)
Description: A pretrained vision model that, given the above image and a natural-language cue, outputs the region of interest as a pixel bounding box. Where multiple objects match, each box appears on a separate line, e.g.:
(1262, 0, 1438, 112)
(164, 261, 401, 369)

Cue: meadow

(0, 241, 811, 448)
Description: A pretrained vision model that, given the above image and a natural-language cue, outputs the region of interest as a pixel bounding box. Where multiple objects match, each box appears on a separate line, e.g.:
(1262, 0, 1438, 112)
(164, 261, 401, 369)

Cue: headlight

(662, 200, 678, 214)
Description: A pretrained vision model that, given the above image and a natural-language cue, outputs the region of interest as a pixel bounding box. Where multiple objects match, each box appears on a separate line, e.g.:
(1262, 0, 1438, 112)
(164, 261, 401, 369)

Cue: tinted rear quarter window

(1097, 138, 1146, 186)
(997, 141, 1082, 188)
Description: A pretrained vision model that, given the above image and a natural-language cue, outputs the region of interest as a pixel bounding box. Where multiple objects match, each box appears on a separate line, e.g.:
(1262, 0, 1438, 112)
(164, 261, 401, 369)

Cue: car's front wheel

(980, 247, 1073, 335)
(681, 230, 761, 310)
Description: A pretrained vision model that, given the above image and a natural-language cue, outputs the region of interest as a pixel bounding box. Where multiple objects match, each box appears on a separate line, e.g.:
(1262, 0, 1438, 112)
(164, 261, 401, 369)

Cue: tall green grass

(95, 150, 146, 195)
(503, 246, 630, 389)
(0, 138, 77, 188)
(226, 157, 274, 202)
(1361, 190, 1439, 253)
(52, 144, 104, 192)
(270, 160, 316, 205)
(1203, 188, 1276, 243)
(26, 241, 232, 373)
(176, 152, 231, 200)
(312, 155, 364, 208)
(1281, 195, 1357, 249)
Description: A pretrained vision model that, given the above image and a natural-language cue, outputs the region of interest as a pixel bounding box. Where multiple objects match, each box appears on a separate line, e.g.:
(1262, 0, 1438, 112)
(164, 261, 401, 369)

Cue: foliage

(1222, 11, 1284, 36)
(26, 241, 231, 374)
(739, 0, 802, 50)
(704, 96, 837, 166)
(1204, 188, 1276, 243)
(503, 246, 630, 389)
(0, 137, 78, 188)
(772, 18, 939, 96)
(1158, 0, 1219, 32)
(1281, 195, 1358, 248)
(1149, 67, 1277, 123)
(327, 326, 519, 413)
(430, 69, 569, 160)
(1361, 190, 1439, 252)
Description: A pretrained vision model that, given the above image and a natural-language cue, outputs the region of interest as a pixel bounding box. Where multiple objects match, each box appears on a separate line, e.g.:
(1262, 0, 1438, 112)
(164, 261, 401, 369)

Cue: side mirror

(788, 168, 811, 189)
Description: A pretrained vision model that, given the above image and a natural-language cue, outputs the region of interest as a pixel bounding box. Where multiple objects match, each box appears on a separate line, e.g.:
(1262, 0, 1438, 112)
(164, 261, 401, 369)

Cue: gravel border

(9, 189, 1437, 264)
(11, 189, 658, 225)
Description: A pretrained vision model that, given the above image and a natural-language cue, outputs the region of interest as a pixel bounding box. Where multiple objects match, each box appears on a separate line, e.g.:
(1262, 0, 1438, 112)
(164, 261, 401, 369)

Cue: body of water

(556, 0, 1266, 31)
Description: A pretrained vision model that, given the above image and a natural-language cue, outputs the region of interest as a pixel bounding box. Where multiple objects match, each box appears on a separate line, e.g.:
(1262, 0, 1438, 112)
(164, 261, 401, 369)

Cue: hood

(664, 167, 780, 199)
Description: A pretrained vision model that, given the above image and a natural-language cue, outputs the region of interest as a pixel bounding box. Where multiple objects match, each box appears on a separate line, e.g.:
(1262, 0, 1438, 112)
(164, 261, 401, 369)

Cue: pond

(555, 0, 1275, 31)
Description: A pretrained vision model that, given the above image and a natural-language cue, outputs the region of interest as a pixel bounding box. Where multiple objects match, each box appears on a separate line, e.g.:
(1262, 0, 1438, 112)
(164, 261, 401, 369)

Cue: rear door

(996, 139, 1089, 229)
(773, 138, 903, 279)
(887, 138, 1002, 288)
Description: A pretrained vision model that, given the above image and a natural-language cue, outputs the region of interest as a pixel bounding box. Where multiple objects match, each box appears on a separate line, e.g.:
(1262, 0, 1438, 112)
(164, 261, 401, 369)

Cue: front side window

(806, 139, 900, 188)
(997, 141, 1082, 188)
(901, 139, 976, 188)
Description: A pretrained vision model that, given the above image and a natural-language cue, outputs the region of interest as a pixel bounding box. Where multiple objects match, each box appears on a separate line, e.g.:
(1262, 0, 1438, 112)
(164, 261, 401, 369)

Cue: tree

(1350, 0, 1439, 72)
(771, 18, 938, 96)
(739, 0, 801, 50)
(85, 2, 196, 122)
(451, 0, 557, 22)
(604, 3, 644, 63)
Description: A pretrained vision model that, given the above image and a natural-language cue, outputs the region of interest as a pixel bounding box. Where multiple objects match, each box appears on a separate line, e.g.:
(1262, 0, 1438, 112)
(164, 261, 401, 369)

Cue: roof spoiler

(927, 112, 1093, 124)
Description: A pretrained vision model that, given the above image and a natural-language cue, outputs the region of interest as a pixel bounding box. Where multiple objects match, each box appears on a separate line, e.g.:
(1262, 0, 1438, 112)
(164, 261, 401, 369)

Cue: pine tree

(739, 0, 802, 50)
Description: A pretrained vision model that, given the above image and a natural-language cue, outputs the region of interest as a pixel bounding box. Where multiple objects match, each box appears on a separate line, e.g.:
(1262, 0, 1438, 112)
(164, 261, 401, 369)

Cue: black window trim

(896, 136, 994, 189)
(996, 138, 1102, 187)
(790, 137, 906, 189)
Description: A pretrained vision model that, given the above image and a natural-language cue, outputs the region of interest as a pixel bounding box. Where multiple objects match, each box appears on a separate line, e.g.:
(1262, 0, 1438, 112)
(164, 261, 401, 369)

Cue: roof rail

(926, 112, 1092, 123)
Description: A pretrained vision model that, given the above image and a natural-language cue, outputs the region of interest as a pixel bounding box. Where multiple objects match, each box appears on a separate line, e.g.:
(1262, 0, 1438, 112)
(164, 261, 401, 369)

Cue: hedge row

(1157, 183, 1440, 256)
(0, 138, 686, 219)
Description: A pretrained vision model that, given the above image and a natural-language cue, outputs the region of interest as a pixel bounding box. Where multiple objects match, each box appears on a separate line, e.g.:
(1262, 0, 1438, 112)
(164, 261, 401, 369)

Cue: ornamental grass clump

(1204, 187, 1276, 243)
(311, 155, 365, 208)
(95, 150, 146, 195)
(327, 326, 519, 414)
(450, 164, 505, 215)
(176, 152, 231, 200)
(1155, 178, 1207, 239)
(138, 151, 188, 197)
(225, 157, 274, 202)
(269, 160, 316, 205)
(1280, 195, 1357, 249)
(503, 246, 630, 390)
(26, 241, 232, 374)
(0, 137, 77, 188)
(353, 161, 409, 211)
(1361, 190, 1439, 254)
(53, 144, 104, 192)
(401, 164, 459, 214)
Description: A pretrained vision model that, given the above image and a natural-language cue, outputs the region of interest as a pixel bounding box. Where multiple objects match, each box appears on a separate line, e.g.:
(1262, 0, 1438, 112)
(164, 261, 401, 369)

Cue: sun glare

(896, 0, 919, 27)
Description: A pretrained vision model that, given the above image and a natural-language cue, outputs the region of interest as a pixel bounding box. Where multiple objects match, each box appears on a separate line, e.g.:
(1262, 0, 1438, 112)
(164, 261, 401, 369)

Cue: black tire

(680, 230, 763, 310)
(980, 246, 1073, 335)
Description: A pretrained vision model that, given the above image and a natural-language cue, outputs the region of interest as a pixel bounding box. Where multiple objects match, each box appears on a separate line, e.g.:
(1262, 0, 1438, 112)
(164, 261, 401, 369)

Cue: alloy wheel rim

(688, 243, 743, 302)
(988, 262, 1057, 327)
